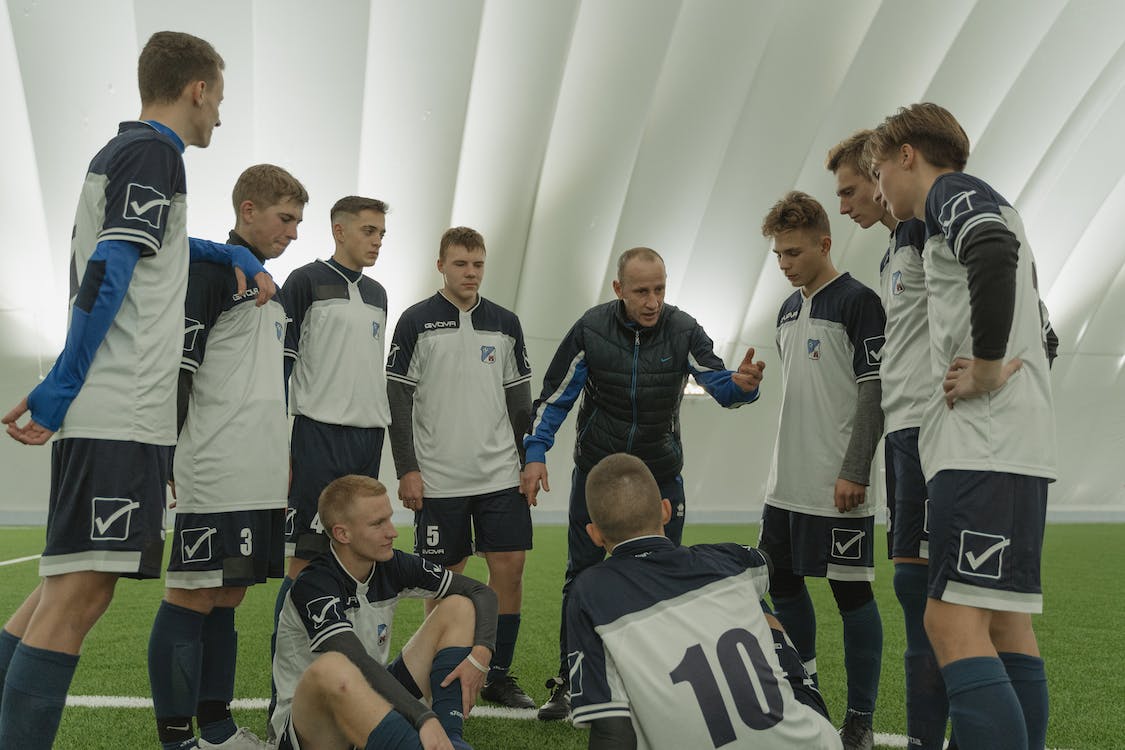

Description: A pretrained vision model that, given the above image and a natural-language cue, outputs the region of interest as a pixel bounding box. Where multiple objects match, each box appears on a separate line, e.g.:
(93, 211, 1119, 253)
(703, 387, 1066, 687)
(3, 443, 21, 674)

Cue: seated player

(566, 453, 842, 750)
(272, 475, 499, 750)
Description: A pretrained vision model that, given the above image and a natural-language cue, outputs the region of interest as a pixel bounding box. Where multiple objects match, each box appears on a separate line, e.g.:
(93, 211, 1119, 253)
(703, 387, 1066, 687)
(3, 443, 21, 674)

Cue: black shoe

(537, 676, 570, 721)
(839, 711, 874, 750)
(480, 672, 535, 709)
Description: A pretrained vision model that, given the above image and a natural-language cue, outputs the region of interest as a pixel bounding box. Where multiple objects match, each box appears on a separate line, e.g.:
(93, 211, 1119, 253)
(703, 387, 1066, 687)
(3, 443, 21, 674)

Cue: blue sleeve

(843, 286, 887, 382)
(27, 240, 142, 430)
(188, 237, 267, 280)
(525, 322, 589, 464)
(686, 324, 759, 408)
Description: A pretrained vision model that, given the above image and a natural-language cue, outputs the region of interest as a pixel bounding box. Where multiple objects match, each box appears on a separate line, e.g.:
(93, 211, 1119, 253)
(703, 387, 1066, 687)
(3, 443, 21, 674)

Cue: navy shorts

(885, 428, 930, 560)
(40, 438, 171, 579)
(926, 469, 1047, 613)
(758, 504, 875, 581)
(288, 415, 384, 559)
(414, 487, 532, 565)
(165, 508, 285, 589)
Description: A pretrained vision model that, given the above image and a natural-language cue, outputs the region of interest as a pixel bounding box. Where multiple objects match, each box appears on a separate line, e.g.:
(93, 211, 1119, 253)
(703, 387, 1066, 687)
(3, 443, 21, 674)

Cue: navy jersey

(567, 537, 840, 749)
(879, 219, 929, 433)
(920, 173, 1056, 481)
(283, 259, 391, 428)
(174, 233, 289, 513)
(59, 121, 189, 444)
(272, 547, 452, 740)
(387, 292, 531, 497)
(766, 274, 886, 517)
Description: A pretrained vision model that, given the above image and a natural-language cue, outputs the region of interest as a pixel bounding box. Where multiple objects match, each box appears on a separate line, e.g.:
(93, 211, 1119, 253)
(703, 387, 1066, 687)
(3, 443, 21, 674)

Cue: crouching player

(272, 476, 498, 750)
(566, 454, 841, 750)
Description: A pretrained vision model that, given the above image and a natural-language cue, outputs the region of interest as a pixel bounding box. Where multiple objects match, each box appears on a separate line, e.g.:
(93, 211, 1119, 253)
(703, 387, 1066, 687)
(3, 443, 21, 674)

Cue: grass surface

(0, 523, 1121, 749)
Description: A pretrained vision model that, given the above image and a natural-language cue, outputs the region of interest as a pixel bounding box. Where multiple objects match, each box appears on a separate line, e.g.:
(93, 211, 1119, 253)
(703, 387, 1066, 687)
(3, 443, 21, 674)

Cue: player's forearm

(188, 236, 266, 279)
(445, 572, 498, 653)
(693, 369, 758, 408)
(961, 224, 1019, 360)
(386, 380, 420, 477)
(839, 379, 883, 485)
(505, 381, 532, 465)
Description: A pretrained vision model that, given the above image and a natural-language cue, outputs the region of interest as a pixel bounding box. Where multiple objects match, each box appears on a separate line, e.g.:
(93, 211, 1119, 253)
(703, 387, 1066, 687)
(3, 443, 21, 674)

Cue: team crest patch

(567, 650, 585, 698)
(831, 528, 864, 560)
(275, 321, 284, 341)
(285, 508, 296, 537)
(306, 596, 342, 630)
(90, 496, 139, 541)
(377, 623, 389, 646)
(864, 336, 885, 366)
(807, 339, 821, 360)
(957, 530, 1010, 580)
(180, 527, 217, 564)
(123, 183, 170, 229)
(372, 321, 381, 338)
(481, 345, 496, 363)
(892, 270, 905, 295)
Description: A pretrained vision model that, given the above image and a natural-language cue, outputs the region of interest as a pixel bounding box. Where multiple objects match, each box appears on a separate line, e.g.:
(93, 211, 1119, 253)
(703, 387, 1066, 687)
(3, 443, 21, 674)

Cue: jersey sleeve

(686, 321, 758, 408)
(289, 569, 354, 651)
(390, 551, 453, 600)
(842, 286, 886, 383)
(386, 310, 420, 386)
(281, 269, 314, 364)
(502, 313, 533, 389)
(180, 262, 229, 374)
(925, 172, 1008, 261)
(566, 587, 632, 727)
(99, 138, 183, 257)
(525, 320, 589, 464)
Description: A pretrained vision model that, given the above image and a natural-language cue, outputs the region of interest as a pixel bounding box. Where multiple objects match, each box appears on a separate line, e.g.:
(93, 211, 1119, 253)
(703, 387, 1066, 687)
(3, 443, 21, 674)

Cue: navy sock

(198, 606, 238, 745)
(840, 598, 882, 719)
(942, 656, 1026, 750)
(148, 600, 205, 748)
(488, 614, 520, 682)
(999, 652, 1048, 750)
(771, 587, 818, 684)
(0, 629, 20, 697)
(270, 576, 294, 720)
(0, 642, 79, 750)
(894, 563, 948, 749)
(430, 646, 471, 741)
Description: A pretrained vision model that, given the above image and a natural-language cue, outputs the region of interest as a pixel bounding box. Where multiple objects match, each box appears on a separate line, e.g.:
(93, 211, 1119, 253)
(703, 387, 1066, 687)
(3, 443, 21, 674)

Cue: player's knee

(432, 593, 475, 624)
(768, 567, 805, 600)
(828, 579, 873, 612)
(304, 652, 363, 696)
(486, 551, 526, 585)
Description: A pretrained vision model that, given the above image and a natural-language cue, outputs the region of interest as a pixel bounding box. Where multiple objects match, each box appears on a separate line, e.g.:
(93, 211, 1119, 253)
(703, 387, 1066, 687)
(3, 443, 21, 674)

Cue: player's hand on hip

(520, 462, 549, 506)
(3, 398, 54, 445)
(834, 478, 866, 512)
(943, 356, 1022, 409)
(398, 471, 424, 511)
(417, 718, 454, 750)
(733, 346, 766, 392)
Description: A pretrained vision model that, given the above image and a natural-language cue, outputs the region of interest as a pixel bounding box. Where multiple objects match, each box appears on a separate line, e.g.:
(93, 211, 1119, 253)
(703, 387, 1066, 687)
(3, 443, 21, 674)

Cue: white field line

(66, 696, 1077, 749)
(0, 554, 40, 567)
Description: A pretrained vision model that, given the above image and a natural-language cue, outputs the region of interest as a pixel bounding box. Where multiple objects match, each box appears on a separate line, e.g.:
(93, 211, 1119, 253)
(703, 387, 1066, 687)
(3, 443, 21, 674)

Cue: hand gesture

(399, 471, 424, 511)
(732, 347, 766, 392)
(833, 478, 866, 513)
(440, 646, 490, 718)
(3, 398, 54, 445)
(942, 356, 1022, 409)
(232, 266, 277, 307)
(520, 462, 549, 507)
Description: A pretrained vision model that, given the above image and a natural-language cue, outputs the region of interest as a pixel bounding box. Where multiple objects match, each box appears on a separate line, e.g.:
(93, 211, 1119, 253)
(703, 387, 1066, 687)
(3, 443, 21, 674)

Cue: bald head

(585, 454, 664, 548)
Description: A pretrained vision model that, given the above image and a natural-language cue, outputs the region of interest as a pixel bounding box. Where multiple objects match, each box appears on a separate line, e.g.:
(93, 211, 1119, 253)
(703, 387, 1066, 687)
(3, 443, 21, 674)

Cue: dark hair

(138, 31, 224, 105)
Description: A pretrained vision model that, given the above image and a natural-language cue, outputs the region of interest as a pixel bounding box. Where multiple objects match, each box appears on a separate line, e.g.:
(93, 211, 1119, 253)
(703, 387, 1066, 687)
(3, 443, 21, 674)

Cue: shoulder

(777, 290, 803, 325)
(895, 218, 927, 251)
(660, 303, 700, 334)
(925, 172, 1009, 234)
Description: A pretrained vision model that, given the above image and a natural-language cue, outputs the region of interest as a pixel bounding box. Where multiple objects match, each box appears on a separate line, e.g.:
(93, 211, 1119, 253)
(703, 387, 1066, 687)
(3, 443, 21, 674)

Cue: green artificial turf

(0, 522, 1120, 749)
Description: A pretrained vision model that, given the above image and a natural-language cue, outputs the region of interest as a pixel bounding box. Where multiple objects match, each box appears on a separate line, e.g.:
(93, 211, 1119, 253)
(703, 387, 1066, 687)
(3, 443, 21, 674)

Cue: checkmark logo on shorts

(306, 596, 341, 629)
(831, 528, 865, 559)
(90, 497, 139, 541)
(957, 530, 1010, 580)
(180, 527, 217, 563)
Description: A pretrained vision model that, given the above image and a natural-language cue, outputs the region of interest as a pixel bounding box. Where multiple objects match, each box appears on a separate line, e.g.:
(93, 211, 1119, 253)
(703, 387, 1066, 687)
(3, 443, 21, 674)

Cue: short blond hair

(318, 475, 388, 534)
(585, 454, 663, 546)
(826, 129, 874, 176)
(865, 103, 970, 174)
(232, 164, 309, 216)
(760, 191, 831, 238)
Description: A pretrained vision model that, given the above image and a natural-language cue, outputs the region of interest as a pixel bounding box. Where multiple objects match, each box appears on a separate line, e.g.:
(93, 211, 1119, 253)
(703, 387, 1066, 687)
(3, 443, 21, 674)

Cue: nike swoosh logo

(183, 528, 217, 558)
(660, 356, 672, 363)
(93, 501, 140, 535)
(964, 538, 1011, 570)
(834, 532, 864, 555)
(129, 197, 168, 215)
(310, 598, 338, 626)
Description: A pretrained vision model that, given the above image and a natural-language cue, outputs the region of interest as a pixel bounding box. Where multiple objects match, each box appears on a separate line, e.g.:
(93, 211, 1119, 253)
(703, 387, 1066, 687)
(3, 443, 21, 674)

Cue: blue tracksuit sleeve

(525, 322, 589, 464)
(686, 323, 758, 407)
(188, 236, 267, 280)
(27, 240, 142, 431)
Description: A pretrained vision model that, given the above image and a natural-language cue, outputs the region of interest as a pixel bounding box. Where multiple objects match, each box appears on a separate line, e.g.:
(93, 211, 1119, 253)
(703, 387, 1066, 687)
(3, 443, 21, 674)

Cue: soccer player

(523, 246, 765, 720)
(566, 453, 842, 750)
(272, 196, 392, 674)
(828, 132, 947, 749)
(759, 191, 886, 750)
(866, 103, 1055, 750)
(272, 475, 498, 750)
(0, 32, 272, 750)
(387, 227, 535, 709)
(146, 164, 307, 750)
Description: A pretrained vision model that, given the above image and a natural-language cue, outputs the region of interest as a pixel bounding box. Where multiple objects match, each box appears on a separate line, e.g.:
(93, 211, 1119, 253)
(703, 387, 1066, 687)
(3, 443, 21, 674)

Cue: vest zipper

(626, 329, 640, 452)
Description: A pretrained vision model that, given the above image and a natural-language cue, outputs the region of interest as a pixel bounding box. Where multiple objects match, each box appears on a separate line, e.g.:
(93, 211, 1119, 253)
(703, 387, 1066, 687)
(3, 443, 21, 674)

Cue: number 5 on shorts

(426, 525, 440, 547)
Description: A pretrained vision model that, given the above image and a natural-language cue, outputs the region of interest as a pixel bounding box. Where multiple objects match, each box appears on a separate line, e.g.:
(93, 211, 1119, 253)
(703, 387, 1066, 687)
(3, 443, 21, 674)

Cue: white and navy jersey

(387, 292, 532, 497)
(283, 259, 391, 428)
(920, 173, 1056, 481)
(567, 537, 840, 749)
(765, 274, 886, 518)
(58, 121, 189, 444)
(272, 546, 452, 740)
(174, 236, 289, 513)
(879, 220, 930, 433)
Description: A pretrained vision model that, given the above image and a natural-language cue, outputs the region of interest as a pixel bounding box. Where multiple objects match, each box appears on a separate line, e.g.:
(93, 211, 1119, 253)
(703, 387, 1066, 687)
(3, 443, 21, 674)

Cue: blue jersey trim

(189, 237, 267, 280)
(142, 120, 185, 153)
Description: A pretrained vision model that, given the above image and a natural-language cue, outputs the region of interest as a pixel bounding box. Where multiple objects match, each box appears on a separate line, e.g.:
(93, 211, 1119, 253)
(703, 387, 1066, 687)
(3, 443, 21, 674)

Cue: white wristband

(466, 653, 490, 674)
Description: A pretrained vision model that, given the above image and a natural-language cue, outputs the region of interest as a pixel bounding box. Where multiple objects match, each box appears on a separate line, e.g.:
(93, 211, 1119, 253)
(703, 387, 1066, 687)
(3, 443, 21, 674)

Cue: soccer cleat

(198, 727, 272, 750)
(537, 676, 570, 721)
(838, 711, 874, 750)
(480, 672, 535, 709)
